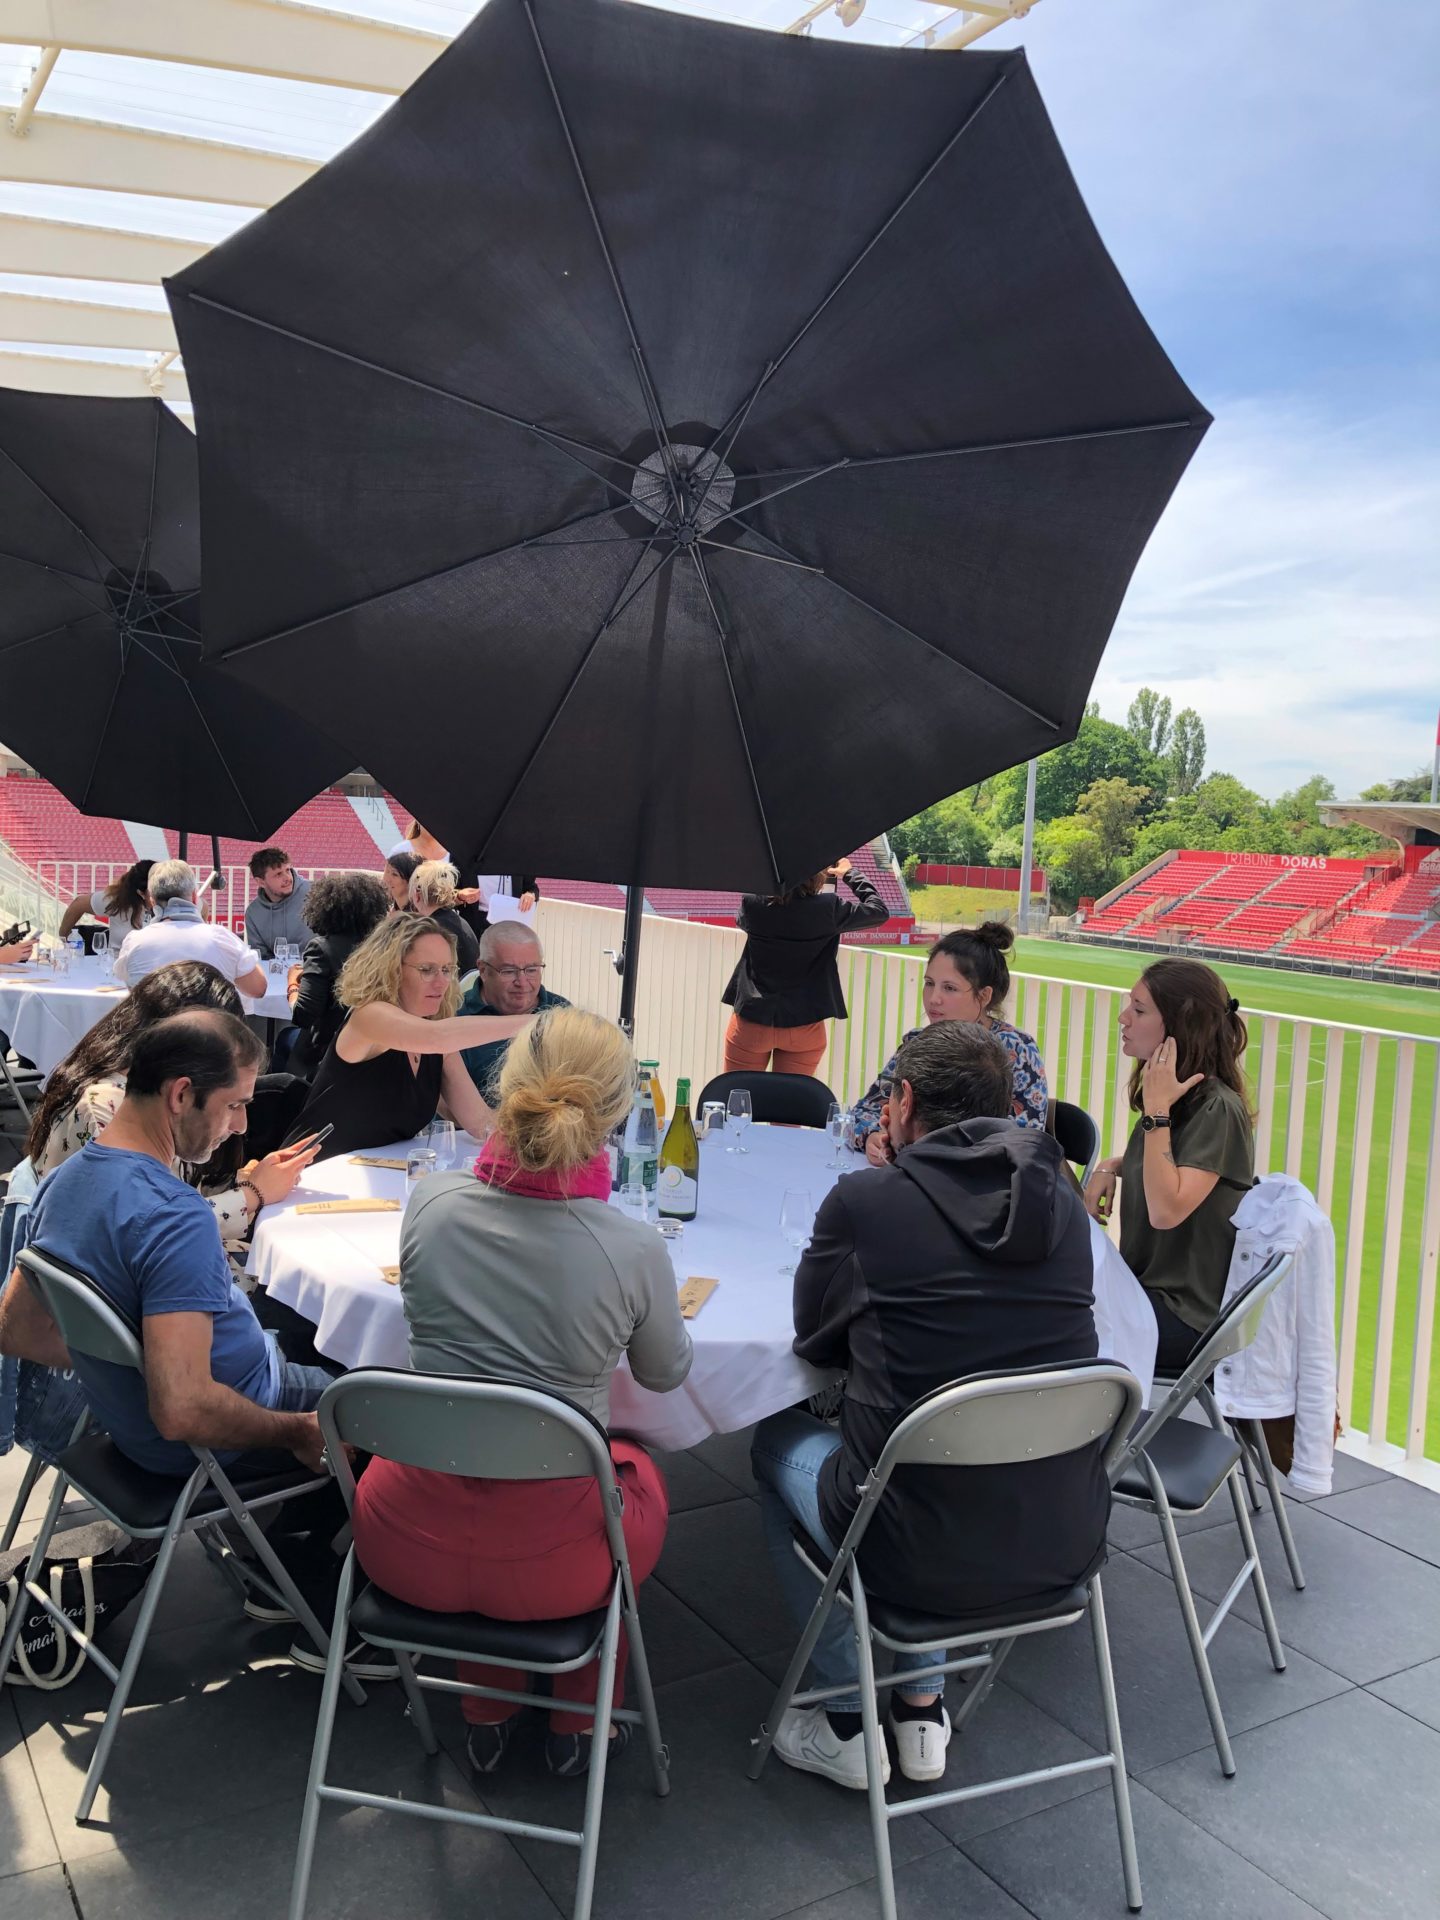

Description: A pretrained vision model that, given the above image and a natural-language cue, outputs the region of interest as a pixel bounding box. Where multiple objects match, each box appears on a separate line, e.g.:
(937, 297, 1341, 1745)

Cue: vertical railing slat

(1064, 984, 1085, 1105)
(1285, 1021, 1312, 1179)
(1254, 1014, 1282, 1174)
(1369, 1039, 1415, 1445)
(1338, 1033, 1380, 1431)
(1406, 1058, 1440, 1461)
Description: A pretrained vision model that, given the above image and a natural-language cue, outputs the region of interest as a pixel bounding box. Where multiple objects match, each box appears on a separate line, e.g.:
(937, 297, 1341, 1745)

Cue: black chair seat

(351, 1582, 608, 1666)
(1114, 1418, 1241, 1511)
(56, 1432, 319, 1534)
(867, 1581, 1092, 1644)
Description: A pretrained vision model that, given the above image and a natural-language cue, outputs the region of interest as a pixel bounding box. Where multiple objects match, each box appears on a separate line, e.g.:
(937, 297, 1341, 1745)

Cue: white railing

(32, 862, 350, 935)
(536, 897, 1440, 1482)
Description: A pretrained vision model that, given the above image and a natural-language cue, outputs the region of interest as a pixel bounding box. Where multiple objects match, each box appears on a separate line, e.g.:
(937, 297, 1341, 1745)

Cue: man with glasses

(458, 922, 570, 1100)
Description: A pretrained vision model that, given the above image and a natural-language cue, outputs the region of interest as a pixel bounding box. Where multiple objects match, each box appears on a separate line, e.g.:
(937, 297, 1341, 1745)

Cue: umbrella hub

(103, 566, 200, 660)
(629, 442, 735, 547)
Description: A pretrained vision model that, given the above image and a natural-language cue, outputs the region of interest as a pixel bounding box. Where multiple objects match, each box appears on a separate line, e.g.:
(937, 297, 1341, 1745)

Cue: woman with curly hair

(287, 869, 391, 1076)
(284, 913, 532, 1156)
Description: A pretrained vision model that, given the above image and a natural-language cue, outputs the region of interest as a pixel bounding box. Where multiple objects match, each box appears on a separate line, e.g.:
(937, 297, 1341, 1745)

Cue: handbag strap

(3, 1555, 96, 1690)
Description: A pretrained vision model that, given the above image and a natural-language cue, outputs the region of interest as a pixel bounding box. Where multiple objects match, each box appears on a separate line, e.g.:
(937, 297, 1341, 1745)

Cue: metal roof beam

(0, 289, 178, 353)
(0, 212, 212, 282)
(0, 346, 188, 401)
(0, 113, 315, 206)
(0, 0, 447, 94)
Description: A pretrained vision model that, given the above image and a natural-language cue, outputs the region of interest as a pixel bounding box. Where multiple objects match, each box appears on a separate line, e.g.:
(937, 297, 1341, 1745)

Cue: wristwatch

(1141, 1113, 1172, 1133)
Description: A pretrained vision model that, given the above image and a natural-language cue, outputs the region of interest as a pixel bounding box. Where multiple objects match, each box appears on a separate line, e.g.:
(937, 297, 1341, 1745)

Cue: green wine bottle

(657, 1077, 700, 1221)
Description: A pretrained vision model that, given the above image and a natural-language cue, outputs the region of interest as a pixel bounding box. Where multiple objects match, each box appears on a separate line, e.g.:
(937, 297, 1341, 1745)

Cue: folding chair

(1047, 1097, 1101, 1188)
(0, 1245, 363, 1822)
(696, 1070, 836, 1128)
(749, 1362, 1146, 1920)
(290, 1370, 670, 1920)
(1110, 1253, 1294, 1777)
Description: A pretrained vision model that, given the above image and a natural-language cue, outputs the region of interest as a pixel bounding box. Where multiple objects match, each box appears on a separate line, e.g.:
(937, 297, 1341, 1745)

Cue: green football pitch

(883, 937, 1440, 1459)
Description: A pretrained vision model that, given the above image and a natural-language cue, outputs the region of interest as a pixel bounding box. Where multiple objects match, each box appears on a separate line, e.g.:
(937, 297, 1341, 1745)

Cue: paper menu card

(295, 1198, 402, 1215)
(484, 891, 537, 929)
(677, 1276, 718, 1319)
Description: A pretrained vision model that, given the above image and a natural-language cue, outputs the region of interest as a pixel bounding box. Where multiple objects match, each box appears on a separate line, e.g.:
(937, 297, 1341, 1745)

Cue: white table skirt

(248, 1125, 1156, 1451)
(0, 956, 292, 1076)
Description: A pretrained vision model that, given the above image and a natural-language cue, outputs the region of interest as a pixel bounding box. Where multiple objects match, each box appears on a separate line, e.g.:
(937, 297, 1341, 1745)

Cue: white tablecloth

(0, 956, 293, 1076)
(248, 1126, 1156, 1450)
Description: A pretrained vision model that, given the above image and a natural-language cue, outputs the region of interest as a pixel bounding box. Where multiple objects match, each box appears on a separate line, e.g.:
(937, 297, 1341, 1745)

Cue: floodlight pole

(1017, 757, 1038, 935)
(1431, 707, 1439, 804)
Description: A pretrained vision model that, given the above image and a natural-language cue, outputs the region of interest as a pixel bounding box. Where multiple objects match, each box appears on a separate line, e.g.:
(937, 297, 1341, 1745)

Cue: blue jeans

(752, 1408, 947, 1716)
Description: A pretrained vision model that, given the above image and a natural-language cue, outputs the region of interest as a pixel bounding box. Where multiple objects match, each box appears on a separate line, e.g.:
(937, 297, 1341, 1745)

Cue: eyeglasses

(404, 961, 455, 981)
(483, 963, 544, 982)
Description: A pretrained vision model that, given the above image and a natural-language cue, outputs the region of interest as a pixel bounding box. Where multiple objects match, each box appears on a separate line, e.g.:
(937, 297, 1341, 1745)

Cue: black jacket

(793, 1118, 1107, 1615)
(722, 874, 888, 1026)
(452, 871, 540, 946)
(287, 931, 362, 1077)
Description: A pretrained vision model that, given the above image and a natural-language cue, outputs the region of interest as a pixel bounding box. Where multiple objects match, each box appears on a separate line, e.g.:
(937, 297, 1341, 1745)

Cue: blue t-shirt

(26, 1142, 279, 1475)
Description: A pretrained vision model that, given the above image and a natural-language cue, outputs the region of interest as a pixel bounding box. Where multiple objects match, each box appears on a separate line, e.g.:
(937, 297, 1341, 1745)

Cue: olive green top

(1120, 1080, 1254, 1334)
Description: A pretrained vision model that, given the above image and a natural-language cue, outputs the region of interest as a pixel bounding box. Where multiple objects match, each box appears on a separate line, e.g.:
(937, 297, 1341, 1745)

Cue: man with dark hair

(752, 1020, 1104, 1792)
(244, 847, 310, 960)
(0, 1009, 331, 1478)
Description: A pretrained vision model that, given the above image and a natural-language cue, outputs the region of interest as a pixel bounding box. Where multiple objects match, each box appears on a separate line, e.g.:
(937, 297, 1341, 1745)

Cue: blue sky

(999, 0, 1439, 798)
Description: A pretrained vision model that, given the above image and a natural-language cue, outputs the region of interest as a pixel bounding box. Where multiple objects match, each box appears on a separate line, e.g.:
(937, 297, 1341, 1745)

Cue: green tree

(1360, 770, 1434, 802)
(1271, 774, 1336, 831)
(1165, 708, 1206, 795)
(1076, 777, 1148, 863)
(989, 713, 1165, 828)
(1126, 687, 1172, 758)
(986, 825, 1025, 866)
(890, 793, 989, 865)
(1191, 771, 1266, 835)
(1036, 815, 1112, 910)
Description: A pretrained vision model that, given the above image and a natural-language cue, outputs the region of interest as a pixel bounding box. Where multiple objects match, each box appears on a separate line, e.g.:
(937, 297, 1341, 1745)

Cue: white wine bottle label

(657, 1166, 698, 1216)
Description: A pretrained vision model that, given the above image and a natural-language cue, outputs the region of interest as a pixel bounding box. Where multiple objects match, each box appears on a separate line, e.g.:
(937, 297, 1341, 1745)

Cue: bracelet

(239, 1178, 264, 1216)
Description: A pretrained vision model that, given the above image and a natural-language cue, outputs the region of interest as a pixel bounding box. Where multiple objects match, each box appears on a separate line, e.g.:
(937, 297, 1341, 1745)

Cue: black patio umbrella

(168, 0, 1208, 1023)
(0, 388, 353, 857)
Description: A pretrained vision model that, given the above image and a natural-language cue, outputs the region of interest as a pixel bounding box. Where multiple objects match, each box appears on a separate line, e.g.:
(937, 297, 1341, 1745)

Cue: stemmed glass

(779, 1189, 814, 1276)
(426, 1117, 457, 1170)
(726, 1088, 753, 1153)
(825, 1101, 849, 1168)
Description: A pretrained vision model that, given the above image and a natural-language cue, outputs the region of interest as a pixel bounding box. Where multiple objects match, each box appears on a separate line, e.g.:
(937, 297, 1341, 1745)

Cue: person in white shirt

(114, 860, 267, 998)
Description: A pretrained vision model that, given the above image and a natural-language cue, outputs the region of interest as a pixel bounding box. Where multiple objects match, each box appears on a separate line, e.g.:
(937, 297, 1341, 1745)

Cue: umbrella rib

(687, 547, 782, 890)
(710, 63, 1015, 476)
(743, 524, 1063, 733)
(122, 401, 164, 629)
(522, 0, 681, 502)
(175, 675, 263, 839)
(0, 444, 120, 579)
(216, 502, 638, 663)
(0, 610, 108, 659)
(738, 416, 1200, 485)
(701, 459, 851, 538)
(177, 290, 640, 510)
(697, 539, 822, 575)
(470, 530, 672, 867)
(690, 364, 774, 529)
(77, 651, 130, 817)
(0, 553, 112, 618)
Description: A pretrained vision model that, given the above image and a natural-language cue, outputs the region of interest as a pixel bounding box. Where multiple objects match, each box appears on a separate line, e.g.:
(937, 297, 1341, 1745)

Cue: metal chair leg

(949, 1637, 1013, 1738)
(394, 1650, 438, 1755)
(1227, 1468, 1286, 1673)
(849, 1578, 898, 1920)
(1246, 1421, 1306, 1591)
(571, 1582, 624, 1920)
(618, 1563, 670, 1798)
(1090, 1574, 1142, 1913)
(0, 1448, 47, 1550)
(748, 1558, 845, 1781)
(289, 1550, 357, 1920)
(0, 1464, 68, 1679)
(1143, 1458, 1235, 1777)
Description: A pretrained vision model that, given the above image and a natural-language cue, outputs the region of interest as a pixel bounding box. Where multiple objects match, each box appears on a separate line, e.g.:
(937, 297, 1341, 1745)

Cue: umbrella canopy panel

(170, 0, 1207, 890)
(0, 388, 354, 841)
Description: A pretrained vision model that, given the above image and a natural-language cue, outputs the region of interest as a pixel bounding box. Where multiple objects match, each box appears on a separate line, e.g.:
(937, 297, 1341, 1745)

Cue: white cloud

(1093, 397, 1440, 797)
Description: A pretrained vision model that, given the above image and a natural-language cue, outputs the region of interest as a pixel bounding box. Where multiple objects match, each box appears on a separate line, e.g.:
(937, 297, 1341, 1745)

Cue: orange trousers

(723, 1011, 827, 1077)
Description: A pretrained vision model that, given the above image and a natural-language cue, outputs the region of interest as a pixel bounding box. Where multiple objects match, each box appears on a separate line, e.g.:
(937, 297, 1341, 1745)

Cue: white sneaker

(890, 1707, 951, 1783)
(773, 1706, 890, 1791)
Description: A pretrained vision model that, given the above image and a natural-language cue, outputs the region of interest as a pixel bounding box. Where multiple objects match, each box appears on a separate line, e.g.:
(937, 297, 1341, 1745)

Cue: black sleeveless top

(286, 1021, 444, 1158)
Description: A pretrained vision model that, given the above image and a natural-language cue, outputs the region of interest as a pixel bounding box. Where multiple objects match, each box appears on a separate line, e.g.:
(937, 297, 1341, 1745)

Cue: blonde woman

(408, 859, 479, 974)
(352, 1008, 693, 1781)
(283, 914, 530, 1156)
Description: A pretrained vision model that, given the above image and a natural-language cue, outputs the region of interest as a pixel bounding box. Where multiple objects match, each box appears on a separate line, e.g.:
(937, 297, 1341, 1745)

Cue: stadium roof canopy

(1321, 801, 1440, 846)
(0, 0, 1042, 411)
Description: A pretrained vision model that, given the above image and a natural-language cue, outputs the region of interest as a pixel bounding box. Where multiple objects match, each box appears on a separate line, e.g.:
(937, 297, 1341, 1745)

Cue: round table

(248, 1125, 1156, 1450)
(0, 955, 293, 1076)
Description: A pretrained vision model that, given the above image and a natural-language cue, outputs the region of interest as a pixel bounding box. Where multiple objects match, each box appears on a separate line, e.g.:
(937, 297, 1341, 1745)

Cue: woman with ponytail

(1084, 959, 1255, 1369)
(851, 921, 1048, 1160)
(351, 1008, 692, 1782)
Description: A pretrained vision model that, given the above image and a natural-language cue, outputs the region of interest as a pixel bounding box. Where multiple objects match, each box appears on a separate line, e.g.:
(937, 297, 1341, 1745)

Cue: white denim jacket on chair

(1214, 1175, 1337, 1496)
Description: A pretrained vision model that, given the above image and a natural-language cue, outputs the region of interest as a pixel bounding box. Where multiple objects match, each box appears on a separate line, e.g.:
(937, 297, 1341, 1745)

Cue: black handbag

(1, 1522, 154, 1690)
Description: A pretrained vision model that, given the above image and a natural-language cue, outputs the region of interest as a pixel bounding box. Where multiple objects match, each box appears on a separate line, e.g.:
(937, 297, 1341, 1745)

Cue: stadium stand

(0, 774, 135, 869)
(163, 791, 384, 874)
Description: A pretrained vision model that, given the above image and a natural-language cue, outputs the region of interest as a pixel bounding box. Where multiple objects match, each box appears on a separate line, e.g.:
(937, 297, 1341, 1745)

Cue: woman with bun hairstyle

(850, 922, 1048, 1160)
(351, 1007, 693, 1781)
(1084, 959, 1254, 1369)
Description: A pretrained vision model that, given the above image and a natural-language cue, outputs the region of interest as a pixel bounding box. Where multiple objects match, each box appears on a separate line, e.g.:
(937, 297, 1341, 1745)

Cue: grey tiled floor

(1, 1427, 1437, 1918)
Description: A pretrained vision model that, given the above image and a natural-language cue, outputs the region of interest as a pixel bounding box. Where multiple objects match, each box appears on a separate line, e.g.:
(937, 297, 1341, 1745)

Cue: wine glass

(779, 1189, 814, 1276)
(91, 929, 107, 960)
(825, 1100, 848, 1167)
(405, 1147, 437, 1197)
(426, 1116, 457, 1169)
(726, 1088, 753, 1154)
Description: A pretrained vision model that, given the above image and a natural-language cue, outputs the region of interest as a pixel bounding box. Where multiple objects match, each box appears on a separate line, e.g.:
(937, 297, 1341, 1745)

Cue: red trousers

(352, 1442, 668, 1732)
(724, 1011, 828, 1077)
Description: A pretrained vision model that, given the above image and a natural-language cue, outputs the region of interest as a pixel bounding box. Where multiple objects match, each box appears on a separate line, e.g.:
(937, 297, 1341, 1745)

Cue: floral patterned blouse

(32, 1078, 252, 1248)
(849, 1016, 1050, 1144)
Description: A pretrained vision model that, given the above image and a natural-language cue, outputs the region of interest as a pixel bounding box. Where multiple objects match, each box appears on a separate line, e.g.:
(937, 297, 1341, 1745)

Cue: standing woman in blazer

(721, 858, 888, 1076)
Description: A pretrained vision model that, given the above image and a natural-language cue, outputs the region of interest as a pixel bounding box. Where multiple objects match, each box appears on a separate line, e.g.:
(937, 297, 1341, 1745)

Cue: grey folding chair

(748, 1362, 1146, 1920)
(1047, 1097, 1101, 1188)
(290, 1370, 670, 1920)
(1110, 1253, 1294, 1777)
(0, 1245, 362, 1823)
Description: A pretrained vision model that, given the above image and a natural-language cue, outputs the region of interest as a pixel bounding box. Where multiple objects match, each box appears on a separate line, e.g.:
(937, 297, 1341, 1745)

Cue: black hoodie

(793, 1117, 1107, 1615)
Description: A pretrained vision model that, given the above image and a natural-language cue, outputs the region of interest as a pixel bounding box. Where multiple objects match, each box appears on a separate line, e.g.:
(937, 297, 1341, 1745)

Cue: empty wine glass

(825, 1100, 849, 1167)
(91, 929, 107, 959)
(779, 1189, 814, 1276)
(426, 1116, 457, 1169)
(405, 1146, 437, 1197)
(726, 1088, 753, 1154)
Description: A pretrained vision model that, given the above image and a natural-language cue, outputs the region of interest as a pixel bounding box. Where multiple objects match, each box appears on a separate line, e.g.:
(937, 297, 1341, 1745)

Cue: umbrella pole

(616, 557, 674, 1038)
(618, 868, 645, 1037)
